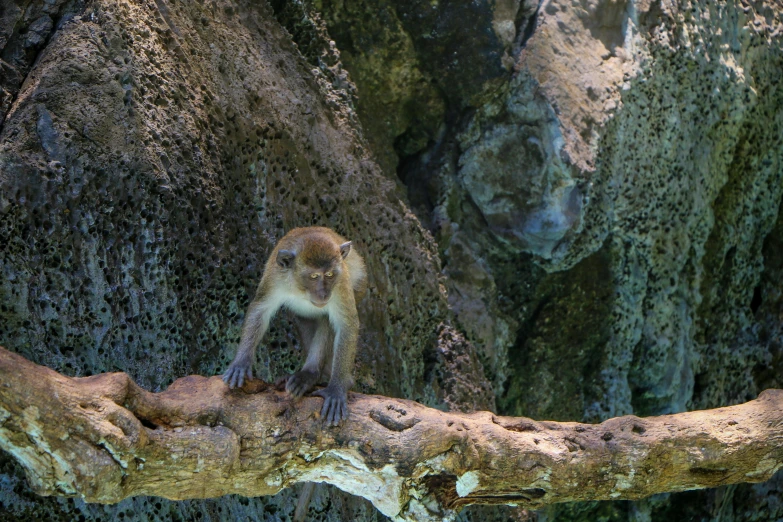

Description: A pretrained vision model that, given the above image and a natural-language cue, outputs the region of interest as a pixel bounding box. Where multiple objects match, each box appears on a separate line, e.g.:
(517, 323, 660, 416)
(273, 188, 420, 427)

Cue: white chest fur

(281, 294, 332, 318)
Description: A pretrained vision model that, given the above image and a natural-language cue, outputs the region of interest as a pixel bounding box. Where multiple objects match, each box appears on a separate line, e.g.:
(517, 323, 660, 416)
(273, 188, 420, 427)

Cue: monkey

(223, 226, 367, 426)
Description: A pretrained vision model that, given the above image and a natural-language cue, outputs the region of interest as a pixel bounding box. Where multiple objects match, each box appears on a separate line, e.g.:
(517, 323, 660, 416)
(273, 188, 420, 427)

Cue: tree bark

(0, 346, 781, 521)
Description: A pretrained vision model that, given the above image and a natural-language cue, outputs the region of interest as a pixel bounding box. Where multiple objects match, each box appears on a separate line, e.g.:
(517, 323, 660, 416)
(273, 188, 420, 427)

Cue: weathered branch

(0, 346, 781, 521)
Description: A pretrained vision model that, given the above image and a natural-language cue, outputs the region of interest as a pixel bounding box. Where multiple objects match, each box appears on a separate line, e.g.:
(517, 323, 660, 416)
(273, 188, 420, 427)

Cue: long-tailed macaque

(223, 227, 366, 425)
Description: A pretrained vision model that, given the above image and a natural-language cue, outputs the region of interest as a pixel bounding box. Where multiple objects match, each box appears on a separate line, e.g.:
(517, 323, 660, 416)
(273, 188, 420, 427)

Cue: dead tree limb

(0, 346, 781, 521)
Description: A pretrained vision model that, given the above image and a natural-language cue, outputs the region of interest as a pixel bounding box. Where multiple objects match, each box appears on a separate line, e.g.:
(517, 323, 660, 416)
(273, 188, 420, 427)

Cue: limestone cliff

(0, 0, 491, 519)
(1, 0, 782, 520)
(306, 0, 783, 519)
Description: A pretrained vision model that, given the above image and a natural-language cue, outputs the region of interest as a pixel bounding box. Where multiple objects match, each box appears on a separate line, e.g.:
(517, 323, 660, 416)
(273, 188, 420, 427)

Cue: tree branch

(0, 346, 781, 521)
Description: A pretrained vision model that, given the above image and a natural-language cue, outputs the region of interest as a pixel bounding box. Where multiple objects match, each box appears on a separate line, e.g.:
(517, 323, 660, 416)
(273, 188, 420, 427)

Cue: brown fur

(223, 226, 367, 426)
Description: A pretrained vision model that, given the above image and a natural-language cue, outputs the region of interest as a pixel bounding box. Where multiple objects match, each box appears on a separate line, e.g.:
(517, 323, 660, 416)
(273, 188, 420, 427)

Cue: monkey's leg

(223, 300, 273, 388)
(286, 316, 330, 398)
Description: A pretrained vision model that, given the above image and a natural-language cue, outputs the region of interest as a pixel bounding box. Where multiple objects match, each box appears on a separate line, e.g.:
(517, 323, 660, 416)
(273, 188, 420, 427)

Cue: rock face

(0, 0, 488, 520)
(309, 0, 783, 519)
(0, 0, 782, 520)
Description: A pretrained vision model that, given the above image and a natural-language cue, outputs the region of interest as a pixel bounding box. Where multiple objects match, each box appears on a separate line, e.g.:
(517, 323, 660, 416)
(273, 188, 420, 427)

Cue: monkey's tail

(294, 482, 317, 522)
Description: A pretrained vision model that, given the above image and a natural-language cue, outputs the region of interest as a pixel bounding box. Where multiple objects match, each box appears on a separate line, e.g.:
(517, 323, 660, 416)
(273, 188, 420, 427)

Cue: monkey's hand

(223, 357, 254, 389)
(285, 370, 319, 398)
(312, 385, 349, 426)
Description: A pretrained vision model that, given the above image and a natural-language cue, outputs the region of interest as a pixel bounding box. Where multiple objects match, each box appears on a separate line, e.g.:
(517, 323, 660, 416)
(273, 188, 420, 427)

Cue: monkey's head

(277, 238, 352, 308)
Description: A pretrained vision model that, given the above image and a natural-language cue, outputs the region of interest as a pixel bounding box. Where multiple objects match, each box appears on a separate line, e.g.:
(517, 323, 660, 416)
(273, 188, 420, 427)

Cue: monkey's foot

(312, 385, 348, 426)
(223, 360, 254, 389)
(285, 370, 319, 398)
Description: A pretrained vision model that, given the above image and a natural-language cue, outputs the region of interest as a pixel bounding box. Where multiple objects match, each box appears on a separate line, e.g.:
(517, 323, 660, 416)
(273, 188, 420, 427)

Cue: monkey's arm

(314, 303, 358, 425)
(223, 286, 278, 388)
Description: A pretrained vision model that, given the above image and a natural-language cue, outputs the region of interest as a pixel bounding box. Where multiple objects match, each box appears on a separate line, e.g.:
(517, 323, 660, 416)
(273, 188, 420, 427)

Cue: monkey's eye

(310, 273, 320, 279)
(325, 271, 334, 278)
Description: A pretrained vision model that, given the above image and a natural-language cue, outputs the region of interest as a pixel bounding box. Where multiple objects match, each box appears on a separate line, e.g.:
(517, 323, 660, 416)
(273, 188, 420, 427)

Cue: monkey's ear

(277, 249, 296, 268)
(339, 241, 352, 259)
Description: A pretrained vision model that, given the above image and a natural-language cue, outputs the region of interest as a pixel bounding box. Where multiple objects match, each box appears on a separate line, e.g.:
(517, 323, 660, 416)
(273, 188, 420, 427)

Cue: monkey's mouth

(310, 300, 329, 308)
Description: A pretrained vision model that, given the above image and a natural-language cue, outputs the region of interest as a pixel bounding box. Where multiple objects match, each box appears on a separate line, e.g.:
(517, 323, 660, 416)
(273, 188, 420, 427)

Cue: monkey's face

(299, 264, 341, 307)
